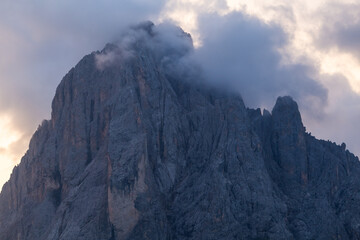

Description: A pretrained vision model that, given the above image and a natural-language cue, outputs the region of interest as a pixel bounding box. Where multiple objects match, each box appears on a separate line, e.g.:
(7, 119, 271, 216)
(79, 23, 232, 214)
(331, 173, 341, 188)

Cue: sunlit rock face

(0, 22, 360, 240)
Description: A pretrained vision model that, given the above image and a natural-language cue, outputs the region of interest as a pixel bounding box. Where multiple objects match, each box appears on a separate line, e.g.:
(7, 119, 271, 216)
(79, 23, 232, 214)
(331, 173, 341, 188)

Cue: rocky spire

(271, 96, 308, 194)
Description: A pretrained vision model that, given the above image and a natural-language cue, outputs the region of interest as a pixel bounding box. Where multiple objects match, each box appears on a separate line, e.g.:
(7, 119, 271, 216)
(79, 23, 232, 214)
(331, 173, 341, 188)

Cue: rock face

(1, 22, 360, 240)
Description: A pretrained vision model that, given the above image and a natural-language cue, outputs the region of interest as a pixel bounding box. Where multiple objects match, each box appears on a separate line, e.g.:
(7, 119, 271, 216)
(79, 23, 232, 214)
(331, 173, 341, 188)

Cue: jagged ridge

(0, 23, 360, 240)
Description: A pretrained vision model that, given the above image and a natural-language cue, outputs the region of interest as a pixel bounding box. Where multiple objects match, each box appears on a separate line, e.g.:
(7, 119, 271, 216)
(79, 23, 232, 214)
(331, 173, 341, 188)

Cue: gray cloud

(317, 3, 360, 60)
(99, 16, 329, 127)
(190, 11, 360, 155)
(88, 18, 360, 158)
(95, 21, 196, 81)
(193, 13, 328, 114)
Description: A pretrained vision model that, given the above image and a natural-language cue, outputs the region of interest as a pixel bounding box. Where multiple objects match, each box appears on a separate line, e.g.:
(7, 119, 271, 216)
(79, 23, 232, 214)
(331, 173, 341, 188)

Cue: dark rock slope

(1, 23, 360, 240)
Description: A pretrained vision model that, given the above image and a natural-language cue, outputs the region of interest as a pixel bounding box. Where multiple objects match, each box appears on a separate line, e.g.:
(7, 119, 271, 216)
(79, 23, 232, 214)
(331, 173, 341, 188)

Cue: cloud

(159, 1, 360, 156)
(317, 3, 360, 60)
(98, 15, 329, 124)
(95, 21, 195, 81)
(193, 12, 328, 114)
(95, 45, 135, 70)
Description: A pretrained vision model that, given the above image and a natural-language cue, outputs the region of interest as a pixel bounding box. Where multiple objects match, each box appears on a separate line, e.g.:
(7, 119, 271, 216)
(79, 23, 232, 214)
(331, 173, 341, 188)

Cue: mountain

(1, 22, 360, 240)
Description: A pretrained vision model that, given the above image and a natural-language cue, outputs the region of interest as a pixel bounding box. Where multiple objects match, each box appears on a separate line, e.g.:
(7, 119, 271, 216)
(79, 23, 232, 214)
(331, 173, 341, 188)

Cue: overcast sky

(0, 0, 360, 189)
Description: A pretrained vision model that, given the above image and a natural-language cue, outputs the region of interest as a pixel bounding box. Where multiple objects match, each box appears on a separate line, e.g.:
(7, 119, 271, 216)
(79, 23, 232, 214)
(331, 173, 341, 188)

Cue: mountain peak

(1, 24, 360, 240)
(272, 96, 299, 115)
(131, 20, 155, 35)
(272, 95, 304, 131)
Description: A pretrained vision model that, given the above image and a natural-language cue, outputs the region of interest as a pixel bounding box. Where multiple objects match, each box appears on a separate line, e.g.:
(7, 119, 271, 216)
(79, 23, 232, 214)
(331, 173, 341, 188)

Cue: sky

(0, 0, 360, 189)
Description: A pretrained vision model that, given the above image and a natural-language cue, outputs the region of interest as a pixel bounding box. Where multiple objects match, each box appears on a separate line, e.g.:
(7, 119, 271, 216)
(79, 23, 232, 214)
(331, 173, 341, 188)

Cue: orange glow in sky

(0, 114, 24, 190)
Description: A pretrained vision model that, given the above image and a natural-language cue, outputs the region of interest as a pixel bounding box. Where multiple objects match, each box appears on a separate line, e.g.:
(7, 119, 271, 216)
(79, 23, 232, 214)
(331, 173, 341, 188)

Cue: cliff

(0, 22, 359, 240)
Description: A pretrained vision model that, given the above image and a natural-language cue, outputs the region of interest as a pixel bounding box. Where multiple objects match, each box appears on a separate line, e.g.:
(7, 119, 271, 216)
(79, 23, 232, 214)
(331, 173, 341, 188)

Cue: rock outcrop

(1, 22, 360, 240)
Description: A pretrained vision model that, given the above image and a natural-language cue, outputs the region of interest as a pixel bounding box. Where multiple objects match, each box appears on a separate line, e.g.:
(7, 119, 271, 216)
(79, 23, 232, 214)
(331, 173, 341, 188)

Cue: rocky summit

(1, 22, 360, 240)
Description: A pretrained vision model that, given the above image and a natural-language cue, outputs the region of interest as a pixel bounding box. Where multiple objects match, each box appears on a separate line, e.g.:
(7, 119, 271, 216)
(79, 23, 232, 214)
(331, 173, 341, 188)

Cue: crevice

(69, 78, 74, 104)
(86, 138, 93, 165)
(90, 99, 95, 122)
(86, 98, 95, 166)
(57, 210, 67, 239)
(159, 79, 166, 162)
(52, 168, 63, 207)
(109, 224, 116, 240)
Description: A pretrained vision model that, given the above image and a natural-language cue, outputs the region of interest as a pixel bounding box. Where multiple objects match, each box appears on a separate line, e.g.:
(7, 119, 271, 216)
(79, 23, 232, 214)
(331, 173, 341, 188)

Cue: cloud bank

(100, 14, 328, 121)
(193, 13, 328, 115)
(162, 0, 360, 155)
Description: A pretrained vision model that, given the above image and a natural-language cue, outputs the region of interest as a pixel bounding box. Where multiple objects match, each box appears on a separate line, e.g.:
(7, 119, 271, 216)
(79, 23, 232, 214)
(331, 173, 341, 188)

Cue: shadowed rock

(0, 23, 360, 240)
